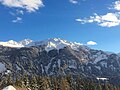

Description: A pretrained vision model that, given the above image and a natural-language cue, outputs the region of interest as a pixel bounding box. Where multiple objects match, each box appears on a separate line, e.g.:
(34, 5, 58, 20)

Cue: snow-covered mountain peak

(48, 38, 62, 41)
(27, 38, 84, 52)
(0, 40, 23, 48)
(19, 39, 33, 46)
(45, 38, 83, 46)
(47, 38, 72, 45)
(0, 38, 88, 52)
(0, 39, 33, 48)
(44, 38, 69, 44)
(7, 40, 18, 44)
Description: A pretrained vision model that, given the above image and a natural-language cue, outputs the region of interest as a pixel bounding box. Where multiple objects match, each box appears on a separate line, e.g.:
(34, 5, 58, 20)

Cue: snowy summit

(0, 39, 32, 48)
(0, 38, 83, 52)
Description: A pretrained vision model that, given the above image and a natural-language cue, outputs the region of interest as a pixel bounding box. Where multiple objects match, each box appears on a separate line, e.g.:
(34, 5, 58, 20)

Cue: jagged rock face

(0, 44, 120, 78)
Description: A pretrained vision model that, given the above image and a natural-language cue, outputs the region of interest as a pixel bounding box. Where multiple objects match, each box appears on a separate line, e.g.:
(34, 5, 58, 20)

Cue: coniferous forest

(0, 75, 120, 90)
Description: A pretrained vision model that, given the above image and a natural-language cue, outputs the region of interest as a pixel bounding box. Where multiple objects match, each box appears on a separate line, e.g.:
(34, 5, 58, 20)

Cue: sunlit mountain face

(0, 38, 120, 85)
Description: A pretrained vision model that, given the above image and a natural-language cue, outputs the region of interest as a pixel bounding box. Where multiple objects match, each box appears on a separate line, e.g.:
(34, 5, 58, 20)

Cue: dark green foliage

(0, 75, 120, 90)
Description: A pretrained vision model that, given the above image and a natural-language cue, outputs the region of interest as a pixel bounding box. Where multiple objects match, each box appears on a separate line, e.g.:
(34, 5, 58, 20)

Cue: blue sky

(0, 0, 120, 52)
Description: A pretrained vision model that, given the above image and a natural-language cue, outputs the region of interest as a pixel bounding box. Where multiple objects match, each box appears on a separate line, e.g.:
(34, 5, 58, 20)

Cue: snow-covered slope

(0, 38, 84, 52)
(27, 38, 83, 52)
(2, 85, 16, 90)
(0, 39, 32, 48)
(19, 39, 33, 46)
(0, 40, 23, 48)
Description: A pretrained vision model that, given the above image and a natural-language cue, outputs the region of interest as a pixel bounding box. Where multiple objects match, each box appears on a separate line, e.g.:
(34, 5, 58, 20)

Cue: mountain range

(0, 38, 120, 85)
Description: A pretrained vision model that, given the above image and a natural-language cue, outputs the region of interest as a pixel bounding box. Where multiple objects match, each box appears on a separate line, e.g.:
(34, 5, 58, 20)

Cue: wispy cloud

(76, 0, 120, 27)
(12, 17, 22, 23)
(9, 10, 24, 23)
(87, 41, 97, 45)
(16, 10, 24, 15)
(69, 0, 78, 4)
(9, 10, 24, 16)
(0, 0, 44, 12)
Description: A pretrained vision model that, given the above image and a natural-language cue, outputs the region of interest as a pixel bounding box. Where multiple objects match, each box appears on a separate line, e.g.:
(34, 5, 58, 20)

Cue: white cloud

(0, 0, 44, 12)
(87, 41, 97, 45)
(113, 1, 120, 11)
(69, 0, 78, 4)
(76, 0, 120, 27)
(76, 12, 120, 27)
(12, 17, 22, 23)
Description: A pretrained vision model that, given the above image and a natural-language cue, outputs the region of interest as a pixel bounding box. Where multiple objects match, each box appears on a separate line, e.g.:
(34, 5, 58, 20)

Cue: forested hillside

(1, 75, 120, 90)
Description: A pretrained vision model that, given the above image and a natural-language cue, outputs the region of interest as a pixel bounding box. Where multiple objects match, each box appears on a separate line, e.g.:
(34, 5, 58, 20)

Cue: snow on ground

(16, 64, 21, 71)
(5, 70, 11, 75)
(2, 85, 16, 90)
(0, 62, 6, 73)
(96, 77, 108, 81)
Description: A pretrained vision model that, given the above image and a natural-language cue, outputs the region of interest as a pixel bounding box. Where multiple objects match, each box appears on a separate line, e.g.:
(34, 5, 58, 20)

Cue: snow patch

(41, 64, 44, 74)
(2, 85, 16, 90)
(96, 77, 108, 81)
(58, 59, 61, 68)
(95, 66, 101, 70)
(0, 62, 6, 73)
(5, 70, 11, 75)
(16, 64, 21, 71)
(45, 57, 55, 74)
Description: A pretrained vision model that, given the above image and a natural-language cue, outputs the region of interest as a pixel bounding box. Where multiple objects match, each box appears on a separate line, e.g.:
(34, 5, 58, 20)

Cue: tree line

(0, 75, 120, 90)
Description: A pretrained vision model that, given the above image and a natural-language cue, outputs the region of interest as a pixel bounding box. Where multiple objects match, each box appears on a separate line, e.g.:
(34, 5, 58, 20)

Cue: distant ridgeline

(0, 38, 120, 89)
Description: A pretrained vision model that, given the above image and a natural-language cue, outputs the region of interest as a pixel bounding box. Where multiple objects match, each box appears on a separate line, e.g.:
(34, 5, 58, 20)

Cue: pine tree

(96, 84, 102, 90)
(15, 77, 23, 87)
(38, 77, 50, 90)
(66, 75, 75, 90)
(60, 78, 70, 90)
(75, 77, 83, 90)
(6, 75, 13, 86)
(29, 76, 38, 90)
